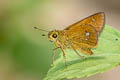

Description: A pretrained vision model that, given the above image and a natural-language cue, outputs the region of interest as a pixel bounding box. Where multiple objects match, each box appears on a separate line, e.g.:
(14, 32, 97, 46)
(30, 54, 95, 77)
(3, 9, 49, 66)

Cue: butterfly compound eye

(52, 34, 57, 38)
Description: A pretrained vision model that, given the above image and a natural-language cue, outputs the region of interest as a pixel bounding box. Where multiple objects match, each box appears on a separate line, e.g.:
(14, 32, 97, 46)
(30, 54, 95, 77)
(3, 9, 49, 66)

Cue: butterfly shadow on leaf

(66, 56, 105, 66)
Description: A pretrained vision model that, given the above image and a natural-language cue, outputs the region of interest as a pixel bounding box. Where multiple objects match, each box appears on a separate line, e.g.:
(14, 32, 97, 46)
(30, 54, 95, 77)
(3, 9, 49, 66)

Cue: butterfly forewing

(65, 12, 105, 35)
(65, 24, 98, 48)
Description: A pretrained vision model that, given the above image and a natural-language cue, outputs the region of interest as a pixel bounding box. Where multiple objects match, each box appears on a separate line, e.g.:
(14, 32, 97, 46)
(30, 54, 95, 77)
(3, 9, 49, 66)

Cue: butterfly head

(48, 30, 59, 42)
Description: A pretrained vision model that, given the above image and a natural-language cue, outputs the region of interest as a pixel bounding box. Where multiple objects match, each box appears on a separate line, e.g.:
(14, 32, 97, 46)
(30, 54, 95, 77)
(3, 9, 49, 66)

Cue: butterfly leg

(52, 47, 60, 65)
(71, 45, 84, 58)
(71, 43, 93, 56)
(60, 48, 67, 66)
(75, 45, 93, 55)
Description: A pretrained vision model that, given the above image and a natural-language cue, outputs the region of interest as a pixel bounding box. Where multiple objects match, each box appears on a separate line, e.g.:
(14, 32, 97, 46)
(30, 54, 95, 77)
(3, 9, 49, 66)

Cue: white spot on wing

(85, 38, 88, 40)
(86, 32, 90, 36)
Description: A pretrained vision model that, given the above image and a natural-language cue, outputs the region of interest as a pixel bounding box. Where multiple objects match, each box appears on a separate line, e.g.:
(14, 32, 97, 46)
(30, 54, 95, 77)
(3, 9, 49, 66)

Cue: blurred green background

(0, 0, 120, 80)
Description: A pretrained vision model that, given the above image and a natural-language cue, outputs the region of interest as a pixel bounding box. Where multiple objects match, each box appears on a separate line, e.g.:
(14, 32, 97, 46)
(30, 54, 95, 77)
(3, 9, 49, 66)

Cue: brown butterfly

(35, 12, 105, 65)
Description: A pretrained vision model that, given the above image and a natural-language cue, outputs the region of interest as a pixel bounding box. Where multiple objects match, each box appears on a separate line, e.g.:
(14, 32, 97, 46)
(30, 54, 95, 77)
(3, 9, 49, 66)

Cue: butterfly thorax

(48, 30, 70, 49)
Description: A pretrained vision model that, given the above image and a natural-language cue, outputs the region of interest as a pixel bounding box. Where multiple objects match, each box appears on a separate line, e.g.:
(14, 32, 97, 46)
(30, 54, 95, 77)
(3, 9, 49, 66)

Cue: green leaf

(44, 25, 120, 80)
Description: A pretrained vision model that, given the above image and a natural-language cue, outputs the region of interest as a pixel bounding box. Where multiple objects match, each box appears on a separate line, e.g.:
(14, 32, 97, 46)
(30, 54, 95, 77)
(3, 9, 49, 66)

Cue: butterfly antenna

(34, 27, 49, 32)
